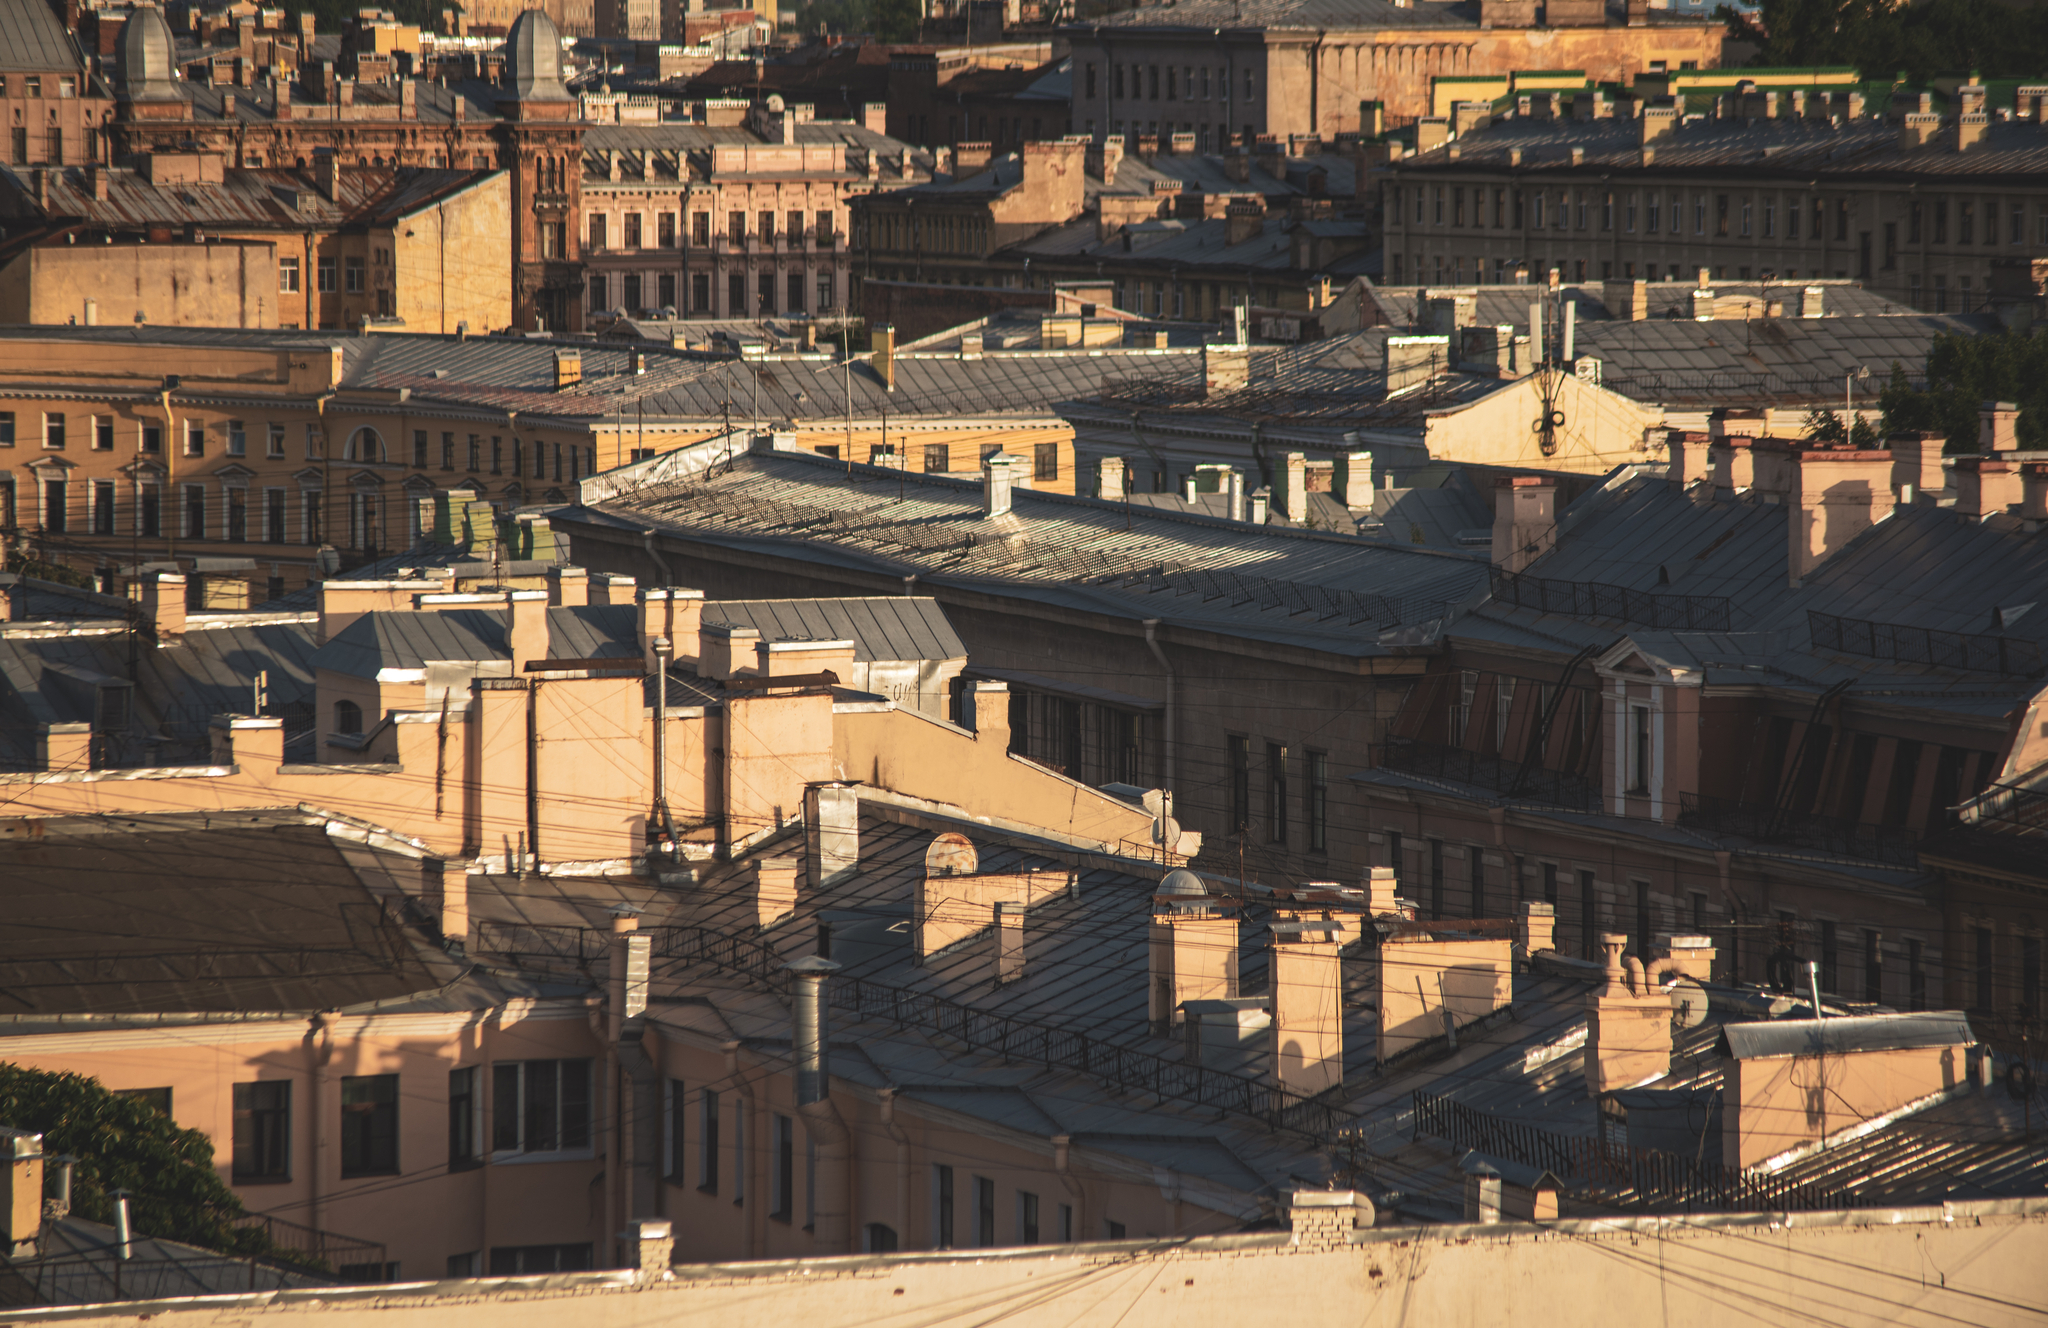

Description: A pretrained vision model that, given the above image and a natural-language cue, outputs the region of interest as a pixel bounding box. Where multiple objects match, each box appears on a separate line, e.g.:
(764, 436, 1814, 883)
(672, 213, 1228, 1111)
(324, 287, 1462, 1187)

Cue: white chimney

(983, 451, 1020, 517)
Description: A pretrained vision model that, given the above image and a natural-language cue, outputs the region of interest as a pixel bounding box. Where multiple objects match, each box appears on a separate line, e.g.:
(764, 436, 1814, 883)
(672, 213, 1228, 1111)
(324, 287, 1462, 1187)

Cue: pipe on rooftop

(788, 958, 852, 1251)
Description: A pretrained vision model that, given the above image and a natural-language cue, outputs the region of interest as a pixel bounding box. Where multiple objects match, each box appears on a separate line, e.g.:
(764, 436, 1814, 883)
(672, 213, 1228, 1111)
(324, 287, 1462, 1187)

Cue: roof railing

(1808, 609, 2045, 678)
(1490, 567, 1733, 631)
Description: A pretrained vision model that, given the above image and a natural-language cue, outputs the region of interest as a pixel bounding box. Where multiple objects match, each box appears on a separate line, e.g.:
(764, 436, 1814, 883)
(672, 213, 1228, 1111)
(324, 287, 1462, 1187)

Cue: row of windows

(18, 477, 322, 543)
(1091, 62, 1255, 105)
(0, 74, 79, 98)
(1, 416, 595, 479)
(592, 270, 835, 318)
(6, 125, 89, 167)
(0, 412, 300, 457)
(1400, 184, 2048, 250)
(866, 212, 989, 255)
(589, 209, 838, 251)
(1395, 254, 1853, 286)
(1225, 736, 1331, 853)
(663, 1083, 1105, 1247)
(1109, 122, 1248, 154)
(277, 255, 377, 295)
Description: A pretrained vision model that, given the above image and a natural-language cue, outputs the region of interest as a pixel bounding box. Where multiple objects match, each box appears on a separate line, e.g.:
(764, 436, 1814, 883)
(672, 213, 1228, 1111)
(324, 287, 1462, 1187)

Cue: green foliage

(1800, 406, 1880, 447)
(269, 0, 453, 34)
(792, 0, 916, 39)
(1719, 0, 2048, 82)
(869, 0, 921, 41)
(0, 1063, 275, 1261)
(1877, 330, 2048, 452)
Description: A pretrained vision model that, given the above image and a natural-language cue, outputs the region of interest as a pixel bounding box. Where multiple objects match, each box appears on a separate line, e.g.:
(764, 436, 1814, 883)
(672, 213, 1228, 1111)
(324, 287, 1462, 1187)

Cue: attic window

(334, 699, 362, 735)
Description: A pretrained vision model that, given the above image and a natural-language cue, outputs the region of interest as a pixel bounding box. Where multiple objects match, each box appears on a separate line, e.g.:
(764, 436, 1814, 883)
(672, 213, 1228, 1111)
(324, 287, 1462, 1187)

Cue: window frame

(489, 1058, 594, 1160)
(232, 1079, 292, 1183)
(338, 1072, 400, 1178)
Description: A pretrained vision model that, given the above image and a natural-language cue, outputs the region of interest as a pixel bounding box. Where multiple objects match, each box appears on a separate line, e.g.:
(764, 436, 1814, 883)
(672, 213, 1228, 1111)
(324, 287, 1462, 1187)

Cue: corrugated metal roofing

(1719, 1011, 1975, 1060)
(1576, 313, 1994, 405)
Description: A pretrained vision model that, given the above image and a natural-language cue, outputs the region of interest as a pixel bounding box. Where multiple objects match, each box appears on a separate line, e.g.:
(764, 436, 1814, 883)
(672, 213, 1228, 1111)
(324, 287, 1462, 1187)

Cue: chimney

(425, 859, 467, 950)
(1278, 451, 1308, 521)
(628, 1219, 673, 1280)
(995, 900, 1025, 983)
(1463, 1158, 1503, 1224)
(83, 297, 96, 325)
(591, 574, 638, 605)
(554, 351, 583, 391)
(1490, 476, 1557, 573)
(1148, 873, 1238, 1033)
(1519, 901, 1555, 955)
(507, 589, 548, 671)
(1365, 864, 1398, 916)
(698, 622, 760, 680)
(1096, 455, 1126, 501)
(1952, 458, 2025, 518)
(1887, 430, 1948, 504)
(1415, 117, 1450, 153)
(608, 911, 650, 1041)
(1584, 933, 1674, 1099)
(1285, 1189, 1374, 1247)
(754, 637, 855, 682)
(2023, 463, 2048, 521)
(871, 322, 895, 392)
(1338, 449, 1374, 509)
(2, 1129, 44, 1258)
(1203, 339, 1249, 397)
(141, 571, 187, 639)
(548, 565, 589, 606)
(1640, 104, 1677, 142)
(786, 954, 839, 1103)
(805, 782, 859, 891)
(1224, 199, 1263, 246)
(313, 152, 340, 201)
(1786, 445, 1898, 582)
(89, 165, 109, 201)
(1225, 469, 1245, 522)
(1269, 915, 1345, 1103)
(1980, 401, 2020, 452)
(639, 586, 703, 667)
(1957, 111, 1989, 152)
(982, 451, 1019, 517)
(1656, 933, 1717, 982)
(1247, 487, 1271, 524)
(967, 679, 1009, 745)
(1801, 285, 1826, 319)
(747, 855, 800, 929)
(1628, 277, 1649, 321)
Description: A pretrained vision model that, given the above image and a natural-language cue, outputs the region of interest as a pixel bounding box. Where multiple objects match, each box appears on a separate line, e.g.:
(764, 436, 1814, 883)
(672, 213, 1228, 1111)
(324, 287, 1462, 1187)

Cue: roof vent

(1158, 868, 1206, 897)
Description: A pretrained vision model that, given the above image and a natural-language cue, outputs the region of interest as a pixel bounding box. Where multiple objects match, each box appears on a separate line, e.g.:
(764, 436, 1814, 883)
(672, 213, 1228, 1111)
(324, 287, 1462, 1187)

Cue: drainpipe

(1142, 619, 1175, 798)
(159, 379, 180, 564)
(650, 635, 673, 854)
(306, 1009, 338, 1235)
(525, 678, 540, 872)
(787, 956, 851, 1252)
(1053, 1134, 1087, 1242)
(641, 528, 673, 588)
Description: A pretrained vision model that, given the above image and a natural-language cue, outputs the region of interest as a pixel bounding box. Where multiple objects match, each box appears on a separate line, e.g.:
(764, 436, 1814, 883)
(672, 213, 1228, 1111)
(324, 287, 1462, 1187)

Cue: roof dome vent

(1158, 869, 1207, 897)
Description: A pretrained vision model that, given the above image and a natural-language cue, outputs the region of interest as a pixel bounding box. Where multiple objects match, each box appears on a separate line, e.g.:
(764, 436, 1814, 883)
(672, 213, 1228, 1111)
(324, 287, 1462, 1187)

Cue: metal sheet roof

(704, 596, 965, 663)
(1719, 1011, 1976, 1060)
(0, 0, 82, 73)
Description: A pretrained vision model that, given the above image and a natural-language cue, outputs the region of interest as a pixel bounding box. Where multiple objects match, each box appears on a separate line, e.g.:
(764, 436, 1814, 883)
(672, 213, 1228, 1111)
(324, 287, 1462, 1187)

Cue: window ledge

(490, 1147, 596, 1166)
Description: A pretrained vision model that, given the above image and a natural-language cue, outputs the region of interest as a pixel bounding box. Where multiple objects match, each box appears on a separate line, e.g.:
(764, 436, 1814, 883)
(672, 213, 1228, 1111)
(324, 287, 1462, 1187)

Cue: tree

(1800, 406, 1879, 448)
(0, 1064, 277, 1261)
(1719, 0, 2048, 81)
(1877, 330, 2048, 452)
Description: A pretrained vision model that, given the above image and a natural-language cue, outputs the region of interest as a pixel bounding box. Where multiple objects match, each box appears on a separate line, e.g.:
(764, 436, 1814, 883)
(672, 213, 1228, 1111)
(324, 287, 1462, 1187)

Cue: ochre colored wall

(15, 241, 277, 328)
(1723, 1043, 1967, 1170)
(390, 173, 514, 335)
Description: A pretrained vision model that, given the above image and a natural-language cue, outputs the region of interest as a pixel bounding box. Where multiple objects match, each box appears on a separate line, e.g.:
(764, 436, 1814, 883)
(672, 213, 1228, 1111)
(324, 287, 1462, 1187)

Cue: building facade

(0, 0, 117, 171)
(1383, 82, 2048, 310)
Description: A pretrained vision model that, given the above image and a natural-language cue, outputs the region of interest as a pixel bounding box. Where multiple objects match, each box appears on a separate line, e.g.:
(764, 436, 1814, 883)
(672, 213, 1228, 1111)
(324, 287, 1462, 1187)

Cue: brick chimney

(426, 859, 467, 950)
(2023, 462, 2048, 521)
(745, 855, 799, 930)
(1952, 457, 2024, 518)
(1269, 914, 1345, 1104)
(754, 637, 854, 682)
(506, 588, 549, 671)
(871, 322, 896, 392)
(140, 571, 187, 639)
(548, 565, 589, 606)
(1753, 442, 1897, 584)
(1584, 934, 1674, 1099)
(1519, 901, 1555, 954)
(313, 152, 340, 201)
(1490, 476, 1557, 572)
(1980, 400, 2020, 452)
(698, 621, 761, 680)
(639, 586, 703, 667)
(982, 451, 1020, 517)
(1887, 430, 1948, 503)
(1278, 450, 1308, 521)
(1365, 865, 1399, 916)
(1147, 875, 1238, 1033)
(966, 679, 1009, 745)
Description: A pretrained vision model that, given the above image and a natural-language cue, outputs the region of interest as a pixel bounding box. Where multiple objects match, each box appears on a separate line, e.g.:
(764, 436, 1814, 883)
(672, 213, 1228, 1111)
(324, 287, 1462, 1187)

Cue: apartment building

(0, 157, 510, 332)
(1060, 0, 1724, 141)
(581, 97, 925, 321)
(1382, 79, 2048, 311)
(105, 5, 586, 331)
(0, 0, 117, 170)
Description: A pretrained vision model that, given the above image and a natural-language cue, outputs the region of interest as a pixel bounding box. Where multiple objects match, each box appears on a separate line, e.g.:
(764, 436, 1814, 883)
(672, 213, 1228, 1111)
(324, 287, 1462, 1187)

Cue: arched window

(334, 699, 362, 735)
(344, 427, 385, 462)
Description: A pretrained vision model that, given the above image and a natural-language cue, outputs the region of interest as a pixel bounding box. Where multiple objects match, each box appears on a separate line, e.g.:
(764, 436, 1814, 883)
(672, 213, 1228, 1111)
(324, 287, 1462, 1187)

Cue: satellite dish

(1668, 977, 1710, 1029)
(1152, 815, 1182, 846)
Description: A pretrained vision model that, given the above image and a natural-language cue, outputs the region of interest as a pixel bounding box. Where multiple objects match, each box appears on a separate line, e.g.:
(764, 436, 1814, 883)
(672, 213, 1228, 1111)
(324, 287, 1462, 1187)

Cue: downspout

(525, 678, 540, 870)
(159, 381, 179, 563)
(641, 528, 673, 588)
(587, 995, 616, 1268)
(651, 635, 674, 852)
(1143, 619, 1175, 798)
(1053, 1134, 1087, 1242)
(305, 1009, 338, 1235)
(788, 956, 852, 1252)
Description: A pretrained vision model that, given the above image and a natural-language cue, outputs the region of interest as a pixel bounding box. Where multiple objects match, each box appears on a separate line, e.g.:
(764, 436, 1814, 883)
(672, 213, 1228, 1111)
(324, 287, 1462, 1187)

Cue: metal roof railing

(1491, 568, 1733, 631)
(1808, 609, 2045, 678)
(1677, 792, 1922, 867)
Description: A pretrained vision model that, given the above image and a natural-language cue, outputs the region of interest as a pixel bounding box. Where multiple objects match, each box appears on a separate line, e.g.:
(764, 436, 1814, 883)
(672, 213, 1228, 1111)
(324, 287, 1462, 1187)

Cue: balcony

(1376, 738, 1597, 811)
(1676, 792, 1920, 866)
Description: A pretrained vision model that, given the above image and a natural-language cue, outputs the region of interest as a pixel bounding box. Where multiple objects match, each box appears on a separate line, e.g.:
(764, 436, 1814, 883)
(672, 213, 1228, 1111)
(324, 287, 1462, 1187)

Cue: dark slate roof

(0, 0, 83, 73)
(1396, 108, 2048, 186)
(703, 597, 967, 662)
(0, 814, 441, 1016)
(5, 162, 504, 234)
(1719, 1011, 1976, 1060)
(1363, 280, 1912, 331)
(309, 606, 508, 676)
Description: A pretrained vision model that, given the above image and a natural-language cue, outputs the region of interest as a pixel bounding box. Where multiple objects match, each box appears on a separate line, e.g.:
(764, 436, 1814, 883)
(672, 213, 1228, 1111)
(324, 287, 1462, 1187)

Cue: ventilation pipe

(113, 1191, 133, 1260)
(787, 956, 852, 1251)
(650, 636, 674, 854)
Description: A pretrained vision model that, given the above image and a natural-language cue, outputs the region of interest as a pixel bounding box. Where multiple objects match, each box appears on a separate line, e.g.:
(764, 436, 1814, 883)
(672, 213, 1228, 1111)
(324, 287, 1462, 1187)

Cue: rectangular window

(440, 432, 455, 470)
(0, 412, 12, 446)
(589, 214, 607, 250)
(265, 423, 285, 458)
(1863, 928, 1883, 1003)
(698, 1088, 719, 1191)
(280, 256, 300, 292)
(787, 272, 805, 313)
(139, 485, 159, 537)
(934, 1164, 954, 1249)
(184, 421, 205, 457)
(1471, 851, 1486, 918)
(623, 213, 642, 249)
(1836, 198, 1849, 242)
(411, 430, 428, 468)
(345, 257, 365, 293)
(2023, 935, 2042, 1018)
(1628, 704, 1651, 793)
(43, 412, 65, 450)
(1307, 751, 1328, 853)
(1819, 919, 1838, 994)
(339, 1074, 399, 1177)
(1975, 926, 1994, 1011)
(448, 1067, 478, 1168)
(232, 1081, 291, 1182)
(1541, 860, 1558, 906)
(91, 480, 115, 535)
(490, 1059, 592, 1154)
(318, 256, 337, 292)
(488, 1245, 591, 1276)
(974, 1176, 995, 1247)
(226, 487, 246, 542)
(1058, 1203, 1073, 1242)
(1019, 1191, 1039, 1244)
(1633, 881, 1652, 962)
(771, 1114, 793, 1220)
(182, 484, 205, 539)
(1579, 869, 1599, 960)
(1429, 839, 1445, 917)
(1033, 441, 1059, 481)
(265, 488, 286, 544)
(491, 436, 502, 475)
(467, 435, 480, 471)
(227, 420, 246, 457)
(1266, 741, 1288, 844)
(302, 491, 320, 545)
(817, 209, 833, 242)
